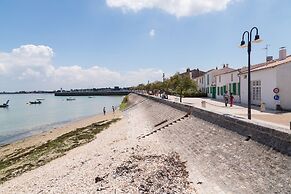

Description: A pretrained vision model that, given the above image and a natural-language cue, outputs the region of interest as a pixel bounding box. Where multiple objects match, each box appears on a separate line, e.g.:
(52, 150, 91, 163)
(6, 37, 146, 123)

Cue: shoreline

(0, 111, 122, 158)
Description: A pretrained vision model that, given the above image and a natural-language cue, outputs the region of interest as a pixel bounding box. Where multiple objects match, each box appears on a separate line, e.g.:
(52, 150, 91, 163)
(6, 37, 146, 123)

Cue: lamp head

(253, 34, 262, 43)
(240, 40, 247, 48)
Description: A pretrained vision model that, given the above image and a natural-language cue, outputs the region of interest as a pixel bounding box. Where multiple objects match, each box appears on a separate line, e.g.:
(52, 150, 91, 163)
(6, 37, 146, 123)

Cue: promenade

(167, 95, 291, 133)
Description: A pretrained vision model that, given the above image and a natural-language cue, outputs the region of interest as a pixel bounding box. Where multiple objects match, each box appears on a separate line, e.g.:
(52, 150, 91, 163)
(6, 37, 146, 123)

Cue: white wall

(205, 70, 216, 97)
(194, 76, 205, 92)
(216, 71, 240, 102)
(276, 62, 291, 110)
(240, 68, 277, 109)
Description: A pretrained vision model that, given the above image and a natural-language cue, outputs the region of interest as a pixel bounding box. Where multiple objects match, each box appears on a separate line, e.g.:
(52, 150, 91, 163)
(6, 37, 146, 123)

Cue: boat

(0, 100, 9, 108)
(36, 98, 45, 101)
(29, 100, 42, 104)
(66, 98, 76, 101)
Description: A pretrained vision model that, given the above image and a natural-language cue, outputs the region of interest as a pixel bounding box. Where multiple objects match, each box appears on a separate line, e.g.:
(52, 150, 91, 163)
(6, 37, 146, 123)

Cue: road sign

(274, 95, 280, 100)
(273, 88, 279, 93)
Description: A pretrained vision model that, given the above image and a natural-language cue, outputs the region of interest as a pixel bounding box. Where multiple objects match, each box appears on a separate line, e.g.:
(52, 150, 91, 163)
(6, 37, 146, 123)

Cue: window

(202, 77, 203, 84)
(231, 74, 233, 81)
(219, 76, 221, 82)
(207, 75, 210, 85)
(218, 87, 220, 95)
(244, 75, 247, 79)
(252, 80, 261, 101)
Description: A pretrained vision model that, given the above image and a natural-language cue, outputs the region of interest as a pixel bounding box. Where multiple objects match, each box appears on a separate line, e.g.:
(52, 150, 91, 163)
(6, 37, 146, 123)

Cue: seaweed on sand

(0, 118, 120, 183)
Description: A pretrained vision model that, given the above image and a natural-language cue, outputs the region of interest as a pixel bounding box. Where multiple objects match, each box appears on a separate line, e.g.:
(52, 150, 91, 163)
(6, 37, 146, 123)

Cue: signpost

(273, 88, 281, 110)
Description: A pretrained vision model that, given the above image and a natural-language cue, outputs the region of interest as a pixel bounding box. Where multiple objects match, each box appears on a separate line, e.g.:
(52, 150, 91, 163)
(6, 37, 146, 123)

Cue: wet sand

(0, 111, 121, 159)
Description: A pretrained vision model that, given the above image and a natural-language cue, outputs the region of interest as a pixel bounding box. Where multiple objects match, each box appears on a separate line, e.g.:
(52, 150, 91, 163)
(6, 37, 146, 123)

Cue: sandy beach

(0, 111, 122, 158)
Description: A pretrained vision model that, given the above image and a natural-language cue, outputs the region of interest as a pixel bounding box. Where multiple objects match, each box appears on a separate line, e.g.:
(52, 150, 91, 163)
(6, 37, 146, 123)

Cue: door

(251, 80, 261, 105)
(212, 86, 216, 98)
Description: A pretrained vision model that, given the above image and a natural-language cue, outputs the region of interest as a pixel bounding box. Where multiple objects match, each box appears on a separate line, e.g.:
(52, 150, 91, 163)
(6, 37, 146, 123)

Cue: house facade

(240, 48, 291, 110)
(215, 70, 240, 102)
(193, 75, 205, 93)
(204, 65, 234, 98)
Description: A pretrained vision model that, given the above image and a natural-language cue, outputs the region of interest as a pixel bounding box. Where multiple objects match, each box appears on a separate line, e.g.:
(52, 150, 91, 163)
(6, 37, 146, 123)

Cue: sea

(0, 94, 123, 145)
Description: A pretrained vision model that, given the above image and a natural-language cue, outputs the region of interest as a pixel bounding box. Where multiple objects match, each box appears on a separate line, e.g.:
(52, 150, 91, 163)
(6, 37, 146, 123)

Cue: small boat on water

(0, 100, 9, 108)
(29, 100, 42, 104)
(36, 98, 45, 101)
(66, 98, 76, 101)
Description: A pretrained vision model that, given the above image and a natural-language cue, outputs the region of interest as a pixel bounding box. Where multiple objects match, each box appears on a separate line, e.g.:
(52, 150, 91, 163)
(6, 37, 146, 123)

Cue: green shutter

(238, 83, 240, 95)
(218, 87, 220, 95)
(233, 83, 237, 95)
(223, 85, 226, 94)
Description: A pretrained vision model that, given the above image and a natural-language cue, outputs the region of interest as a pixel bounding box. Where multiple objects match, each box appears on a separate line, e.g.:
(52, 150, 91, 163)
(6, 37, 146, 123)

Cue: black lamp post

(240, 27, 262, 120)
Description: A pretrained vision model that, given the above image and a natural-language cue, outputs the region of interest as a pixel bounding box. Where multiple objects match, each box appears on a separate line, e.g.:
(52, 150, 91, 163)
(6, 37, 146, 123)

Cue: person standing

(103, 107, 106, 115)
(230, 93, 234, 107)
(224, 91, 229, 107)
(112, 105, 115, 113)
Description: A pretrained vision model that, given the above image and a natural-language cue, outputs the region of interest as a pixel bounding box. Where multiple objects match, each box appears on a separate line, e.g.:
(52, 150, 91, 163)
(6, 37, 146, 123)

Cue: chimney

(266, 56, 273, 62)
(186, 68, 190, 72)
(279, 47, 287, 60)
(226, 64, 229, 68)
(223, 64, 225, 68)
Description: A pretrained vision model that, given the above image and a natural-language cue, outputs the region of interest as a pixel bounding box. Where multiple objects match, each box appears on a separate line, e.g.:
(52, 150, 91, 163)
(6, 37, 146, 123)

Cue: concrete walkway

(167, 95, 291, 133)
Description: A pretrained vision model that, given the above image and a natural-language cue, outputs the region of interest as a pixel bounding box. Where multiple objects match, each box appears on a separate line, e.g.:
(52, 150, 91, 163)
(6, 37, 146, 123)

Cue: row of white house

(191, 48, 291, 110)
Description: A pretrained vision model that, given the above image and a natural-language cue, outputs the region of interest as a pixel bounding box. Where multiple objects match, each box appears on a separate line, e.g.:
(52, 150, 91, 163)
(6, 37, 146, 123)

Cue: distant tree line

(132, 73, 206, 102)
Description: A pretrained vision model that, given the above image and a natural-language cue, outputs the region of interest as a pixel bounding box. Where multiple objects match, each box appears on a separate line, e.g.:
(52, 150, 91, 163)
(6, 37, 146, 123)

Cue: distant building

(180, 68, 205, 79)
(239, 48, 291, 110)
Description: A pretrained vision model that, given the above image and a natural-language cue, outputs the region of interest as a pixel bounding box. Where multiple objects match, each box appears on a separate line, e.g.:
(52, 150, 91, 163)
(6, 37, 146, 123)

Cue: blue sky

(0, 0, 290, 90)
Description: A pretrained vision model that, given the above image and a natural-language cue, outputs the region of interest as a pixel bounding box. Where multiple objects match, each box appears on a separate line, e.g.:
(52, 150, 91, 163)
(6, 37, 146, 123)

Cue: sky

(0, 0, 291, 91)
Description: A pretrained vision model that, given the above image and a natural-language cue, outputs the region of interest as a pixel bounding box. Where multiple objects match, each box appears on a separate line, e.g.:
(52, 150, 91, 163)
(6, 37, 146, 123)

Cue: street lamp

(240, 27, 262, 120)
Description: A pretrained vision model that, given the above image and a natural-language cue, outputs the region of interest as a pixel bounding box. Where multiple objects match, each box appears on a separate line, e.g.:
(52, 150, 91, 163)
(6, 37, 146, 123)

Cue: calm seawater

(0, 94, 123, 145)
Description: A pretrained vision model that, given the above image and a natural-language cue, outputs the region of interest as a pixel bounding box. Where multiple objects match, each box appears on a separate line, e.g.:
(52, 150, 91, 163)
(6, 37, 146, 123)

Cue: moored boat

(66, 98, 76, 101)
(0, 100, 9, 108)
(29, 100, 42, 104)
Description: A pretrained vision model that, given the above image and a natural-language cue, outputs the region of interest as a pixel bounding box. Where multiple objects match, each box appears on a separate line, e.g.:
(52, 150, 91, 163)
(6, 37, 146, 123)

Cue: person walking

(224, 91, 229, 107)
(112, 105, 115, 113)
(103, 107, 106, 115)
(230, 93, 234, 107)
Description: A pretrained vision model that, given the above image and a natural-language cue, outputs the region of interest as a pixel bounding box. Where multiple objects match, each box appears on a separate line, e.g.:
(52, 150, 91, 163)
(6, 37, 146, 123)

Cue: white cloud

(149, 29, 155, 37)
(106, 0, 235, 17)
(0, 45, 164, 91)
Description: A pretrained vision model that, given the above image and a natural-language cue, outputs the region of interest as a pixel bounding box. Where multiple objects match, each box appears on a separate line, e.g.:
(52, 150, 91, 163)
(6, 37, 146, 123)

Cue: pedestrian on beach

(103, 107, 106, 115)
(224, 91, 229, 107)
(112, 105, 115, 113)
(230, 93, 234, 107)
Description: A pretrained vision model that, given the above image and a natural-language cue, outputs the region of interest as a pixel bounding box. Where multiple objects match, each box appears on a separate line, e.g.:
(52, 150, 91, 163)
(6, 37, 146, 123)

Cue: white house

(240, 48, 291, 110)
(215, 69, 240, 102)
(204, 65, 234, 98)
(193, 74, 205, 93)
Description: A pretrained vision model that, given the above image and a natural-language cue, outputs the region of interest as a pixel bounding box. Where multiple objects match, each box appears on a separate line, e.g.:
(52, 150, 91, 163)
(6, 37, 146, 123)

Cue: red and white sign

(273, 88, 279, 93)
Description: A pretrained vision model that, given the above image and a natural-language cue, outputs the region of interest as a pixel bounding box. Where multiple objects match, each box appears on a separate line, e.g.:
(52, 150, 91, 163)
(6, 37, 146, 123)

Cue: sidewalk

(167, 95, 291, 133)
